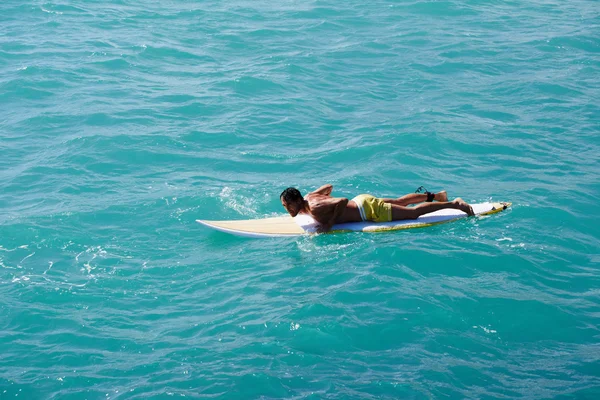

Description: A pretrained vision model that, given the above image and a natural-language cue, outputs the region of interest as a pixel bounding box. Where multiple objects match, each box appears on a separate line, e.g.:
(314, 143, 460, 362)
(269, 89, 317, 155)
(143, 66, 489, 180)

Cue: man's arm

(316, 198, 348, 233)
(311, 184, 333, 196)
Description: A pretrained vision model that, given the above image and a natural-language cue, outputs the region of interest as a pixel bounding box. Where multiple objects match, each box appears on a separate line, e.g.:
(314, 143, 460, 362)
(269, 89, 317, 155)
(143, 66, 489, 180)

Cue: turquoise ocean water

(1, 1, 600, 398)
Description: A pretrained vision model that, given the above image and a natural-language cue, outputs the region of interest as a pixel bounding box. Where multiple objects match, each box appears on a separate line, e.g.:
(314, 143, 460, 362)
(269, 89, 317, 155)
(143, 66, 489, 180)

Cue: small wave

(41, 7, 63, 15)
(219, 187, 260, 217)
(473, 325, 497, 334)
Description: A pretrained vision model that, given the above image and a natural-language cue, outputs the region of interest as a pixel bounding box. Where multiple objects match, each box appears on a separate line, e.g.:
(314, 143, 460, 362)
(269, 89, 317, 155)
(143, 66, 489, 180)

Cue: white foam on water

(219, 186, 260, 217)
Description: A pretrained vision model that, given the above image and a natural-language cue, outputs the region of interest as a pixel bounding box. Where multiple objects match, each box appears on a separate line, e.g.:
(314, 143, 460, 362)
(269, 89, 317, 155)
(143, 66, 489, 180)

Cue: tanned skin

(281, 185, 475, 233)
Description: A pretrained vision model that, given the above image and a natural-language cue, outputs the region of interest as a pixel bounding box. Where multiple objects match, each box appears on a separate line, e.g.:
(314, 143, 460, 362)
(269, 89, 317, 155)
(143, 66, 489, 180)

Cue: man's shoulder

(307, 193, 347, 202)
(305, 192, 324, 200)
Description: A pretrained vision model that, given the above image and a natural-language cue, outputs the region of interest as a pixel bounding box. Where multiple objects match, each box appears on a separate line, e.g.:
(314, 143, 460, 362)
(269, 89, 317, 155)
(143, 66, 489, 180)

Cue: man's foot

(453, 198, 475, 216)
(435, 191, 448, 202)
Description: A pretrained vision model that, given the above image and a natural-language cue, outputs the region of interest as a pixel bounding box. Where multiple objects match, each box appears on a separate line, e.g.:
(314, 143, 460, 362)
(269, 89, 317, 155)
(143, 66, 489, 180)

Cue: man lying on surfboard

(280, 185, 475, 233)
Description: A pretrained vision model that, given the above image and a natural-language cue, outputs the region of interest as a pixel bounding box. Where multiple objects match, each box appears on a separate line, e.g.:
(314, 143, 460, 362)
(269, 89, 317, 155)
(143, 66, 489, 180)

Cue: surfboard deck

(196, 202, 511, 238)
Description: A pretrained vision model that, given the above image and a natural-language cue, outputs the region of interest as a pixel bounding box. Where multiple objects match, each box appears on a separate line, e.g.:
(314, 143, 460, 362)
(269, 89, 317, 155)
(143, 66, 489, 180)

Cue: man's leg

(381, 191, 448, 206)
(390, 198, 474, 220)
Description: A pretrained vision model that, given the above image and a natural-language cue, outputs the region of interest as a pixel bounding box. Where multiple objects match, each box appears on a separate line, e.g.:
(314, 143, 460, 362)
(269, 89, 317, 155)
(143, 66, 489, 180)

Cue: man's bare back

(280, 185, 474, 233)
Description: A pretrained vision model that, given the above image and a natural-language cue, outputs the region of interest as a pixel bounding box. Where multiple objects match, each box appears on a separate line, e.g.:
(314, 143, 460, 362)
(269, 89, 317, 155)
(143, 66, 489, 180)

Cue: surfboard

(196, 202, 511, 238)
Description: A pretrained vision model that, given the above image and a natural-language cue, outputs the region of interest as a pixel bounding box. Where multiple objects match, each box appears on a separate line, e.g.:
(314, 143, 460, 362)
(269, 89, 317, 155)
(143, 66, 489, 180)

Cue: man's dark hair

(280, 187, 303, 203)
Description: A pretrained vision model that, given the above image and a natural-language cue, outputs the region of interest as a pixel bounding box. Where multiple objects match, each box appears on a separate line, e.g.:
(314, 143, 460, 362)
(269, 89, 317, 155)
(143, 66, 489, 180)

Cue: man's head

(280, 187, 304, 217)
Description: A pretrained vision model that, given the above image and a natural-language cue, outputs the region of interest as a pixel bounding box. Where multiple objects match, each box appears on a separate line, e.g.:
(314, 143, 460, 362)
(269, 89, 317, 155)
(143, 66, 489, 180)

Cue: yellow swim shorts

(351, 194, 392, 223)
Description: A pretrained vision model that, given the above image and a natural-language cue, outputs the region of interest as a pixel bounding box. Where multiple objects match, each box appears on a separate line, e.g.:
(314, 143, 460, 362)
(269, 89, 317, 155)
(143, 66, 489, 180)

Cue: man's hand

(315, 223, 332, 234)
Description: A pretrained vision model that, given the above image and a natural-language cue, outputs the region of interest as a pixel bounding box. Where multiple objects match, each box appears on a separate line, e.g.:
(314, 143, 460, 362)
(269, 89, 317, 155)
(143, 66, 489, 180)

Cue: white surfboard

(196, 202, 511, 238)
